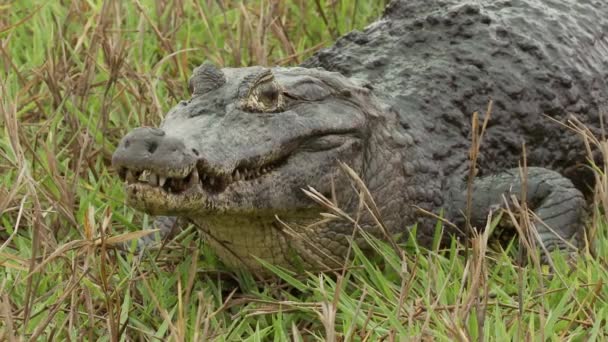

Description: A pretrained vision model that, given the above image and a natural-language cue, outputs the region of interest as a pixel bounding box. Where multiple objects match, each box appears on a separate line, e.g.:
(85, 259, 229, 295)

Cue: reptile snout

(112, 127, 197, 178)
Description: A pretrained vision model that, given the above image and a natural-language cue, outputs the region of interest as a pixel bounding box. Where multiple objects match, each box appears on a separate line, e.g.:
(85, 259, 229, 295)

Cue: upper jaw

(117, 164, 197, 192)
(118, 151, 286, 197)
(115, 128, 352, 200)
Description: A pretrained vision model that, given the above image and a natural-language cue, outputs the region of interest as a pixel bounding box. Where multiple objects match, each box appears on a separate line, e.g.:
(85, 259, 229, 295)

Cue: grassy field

(1, 0, 607, 340)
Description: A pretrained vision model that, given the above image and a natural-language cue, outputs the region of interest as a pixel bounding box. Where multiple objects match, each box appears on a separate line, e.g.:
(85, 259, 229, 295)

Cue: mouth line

(116, 131, 356, 197)
(118, 155, 288, 195)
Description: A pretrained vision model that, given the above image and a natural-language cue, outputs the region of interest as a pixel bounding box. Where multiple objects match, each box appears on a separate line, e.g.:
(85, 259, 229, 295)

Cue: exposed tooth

(150, 173, 158, 186)
(234, 170, 241, 181)
(202, 174, 207, 181)
(126, 170, 136, 183)
(159, 176, 167, 187)
(190, 169, 199, 185)
(209, 178, 215, 186)
(140, 170, 150, 182)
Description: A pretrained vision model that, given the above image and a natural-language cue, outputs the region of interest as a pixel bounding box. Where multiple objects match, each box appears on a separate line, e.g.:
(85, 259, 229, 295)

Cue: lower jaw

(125, 188, 350, 273)
(126, 183, 206, 216)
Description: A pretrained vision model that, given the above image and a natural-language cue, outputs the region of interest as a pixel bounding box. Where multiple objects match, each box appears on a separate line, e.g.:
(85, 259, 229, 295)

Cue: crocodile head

(112, 63, 398, 270)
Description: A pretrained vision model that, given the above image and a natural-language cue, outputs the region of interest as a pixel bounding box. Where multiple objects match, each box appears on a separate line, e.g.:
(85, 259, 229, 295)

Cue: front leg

(450, 167, 585, 260)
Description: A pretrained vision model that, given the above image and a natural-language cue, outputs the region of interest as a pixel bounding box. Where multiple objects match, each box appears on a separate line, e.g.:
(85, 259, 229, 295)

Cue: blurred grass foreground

(1, 0, 607, 340)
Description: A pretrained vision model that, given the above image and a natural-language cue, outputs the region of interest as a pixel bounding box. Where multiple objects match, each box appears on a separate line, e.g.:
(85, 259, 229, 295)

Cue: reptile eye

(258, 83, 279, 106)
(244, 80, 284, 113)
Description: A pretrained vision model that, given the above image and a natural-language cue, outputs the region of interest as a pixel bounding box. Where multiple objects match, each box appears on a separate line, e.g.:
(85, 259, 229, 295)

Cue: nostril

(147, 141, 159, 154)
(192, 148, 199, 156)
(124, 139, 131, 148)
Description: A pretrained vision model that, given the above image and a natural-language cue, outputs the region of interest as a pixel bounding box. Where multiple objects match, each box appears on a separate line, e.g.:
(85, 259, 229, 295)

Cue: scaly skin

(112, 0, 608, 272)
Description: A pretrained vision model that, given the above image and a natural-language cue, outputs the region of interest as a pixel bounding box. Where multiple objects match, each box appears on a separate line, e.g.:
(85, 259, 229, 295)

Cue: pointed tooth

(140, 170, 150, 182)
(159, 176, 167, 187)
(209, 177, 215, 186)
(150, 173, 158, 186)
(190, 169, 199, 185)
(234, 170, 240, 181)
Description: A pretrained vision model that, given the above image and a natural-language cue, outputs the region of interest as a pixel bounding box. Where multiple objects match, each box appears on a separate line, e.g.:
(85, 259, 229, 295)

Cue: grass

(1, 0, 607, 340)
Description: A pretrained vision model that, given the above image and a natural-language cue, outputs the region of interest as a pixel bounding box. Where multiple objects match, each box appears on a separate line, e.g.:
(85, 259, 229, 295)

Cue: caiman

(112, 0, 608, 272)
